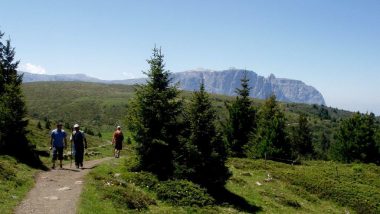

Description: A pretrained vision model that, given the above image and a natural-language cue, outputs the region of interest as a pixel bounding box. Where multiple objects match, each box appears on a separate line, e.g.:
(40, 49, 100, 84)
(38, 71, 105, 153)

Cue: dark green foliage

(177, 83, 230, 187)
(45, 119, 51, 129)
(156, 180, 215, 206)
(84, 127, 95, 136)
(331, 112, 379, 164)
(225, 71, 256, 157)
(127, 47, 182, 179)
(64, 122, 71, 130)
(103, 185, 156, 210)
(290, 114, 313, 158)
(315, 132, 330, 160)
(247, 95, 291, 160)
(36, 121, 42, 130)
(126, 136, 132, 144)
(318, 105, 331, 120)
(0, 30, 41, 166)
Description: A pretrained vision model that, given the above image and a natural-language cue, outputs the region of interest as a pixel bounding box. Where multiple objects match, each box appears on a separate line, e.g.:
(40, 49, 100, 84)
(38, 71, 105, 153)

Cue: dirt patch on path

(15, 157, 112, 214)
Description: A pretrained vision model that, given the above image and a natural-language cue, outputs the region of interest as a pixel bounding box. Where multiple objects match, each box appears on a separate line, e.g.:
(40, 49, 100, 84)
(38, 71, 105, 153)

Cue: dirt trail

(15, 157, 112, 214)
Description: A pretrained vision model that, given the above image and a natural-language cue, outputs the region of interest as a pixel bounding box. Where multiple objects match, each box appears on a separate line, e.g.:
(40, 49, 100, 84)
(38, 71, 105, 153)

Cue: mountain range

(21, 69, 326, 105)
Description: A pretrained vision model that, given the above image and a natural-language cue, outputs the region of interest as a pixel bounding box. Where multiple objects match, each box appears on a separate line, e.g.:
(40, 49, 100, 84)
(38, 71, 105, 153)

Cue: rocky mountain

(171, 69, 326, 105)
(20, 69, 326, 105)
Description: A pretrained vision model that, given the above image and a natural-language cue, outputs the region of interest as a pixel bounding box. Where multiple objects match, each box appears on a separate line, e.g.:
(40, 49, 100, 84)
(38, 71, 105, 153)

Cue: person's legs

(78, 148, 84, 169)
(73, 145, 79, 168)
(115, 142, 122, 158)
(57, 147, 64, 169)
(52, 147, 58, 169)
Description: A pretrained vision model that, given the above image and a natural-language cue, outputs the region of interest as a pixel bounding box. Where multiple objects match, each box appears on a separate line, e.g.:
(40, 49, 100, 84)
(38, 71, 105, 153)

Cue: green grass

(78, 147, 375, 213)
(0, 155, 36, 214)
(228, 158, 380, 213)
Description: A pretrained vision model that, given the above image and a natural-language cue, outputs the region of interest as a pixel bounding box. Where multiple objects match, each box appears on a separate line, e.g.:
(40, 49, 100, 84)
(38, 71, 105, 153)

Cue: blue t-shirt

(51, 129, 67, 148)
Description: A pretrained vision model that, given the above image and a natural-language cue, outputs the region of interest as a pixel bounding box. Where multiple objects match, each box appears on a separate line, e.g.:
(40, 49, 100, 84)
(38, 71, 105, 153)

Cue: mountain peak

(21, 69, 326, 105)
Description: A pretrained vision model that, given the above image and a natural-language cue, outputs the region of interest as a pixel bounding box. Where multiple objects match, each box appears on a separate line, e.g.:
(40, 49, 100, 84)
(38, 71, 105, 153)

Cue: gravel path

(15, 157, 112, 214)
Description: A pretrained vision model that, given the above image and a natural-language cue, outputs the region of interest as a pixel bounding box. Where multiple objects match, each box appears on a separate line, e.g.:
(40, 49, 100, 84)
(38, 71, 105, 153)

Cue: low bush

(103, 184, 156, 210)
(156, 180, 215, 206)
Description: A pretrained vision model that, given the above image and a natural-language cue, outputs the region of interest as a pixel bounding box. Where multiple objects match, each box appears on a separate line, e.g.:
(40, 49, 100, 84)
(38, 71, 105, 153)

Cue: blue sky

(1, 0, 379, 114)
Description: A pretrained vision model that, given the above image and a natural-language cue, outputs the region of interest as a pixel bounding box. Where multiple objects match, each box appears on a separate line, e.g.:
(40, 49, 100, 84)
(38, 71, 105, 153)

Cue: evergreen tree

(37, 121, 42, 130)
(45, 119, 51, 129)
(248, 95, 290, 160)
(315, 132, 330, 160)
(179, 82, 230, 187)
(0, 30, 28, 152)
(332, 112, 379, 163)
(0, 30, 40, 166)
(127, 47, 182, 179)
(225, 71, 256, 157)
(290, 114, 313, 158)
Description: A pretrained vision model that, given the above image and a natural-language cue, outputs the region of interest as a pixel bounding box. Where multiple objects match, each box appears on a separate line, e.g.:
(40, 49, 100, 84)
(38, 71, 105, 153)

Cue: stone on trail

(57, 187, 71, 191)
(75, 181, 83, 185)
(44, 196, 59, 200)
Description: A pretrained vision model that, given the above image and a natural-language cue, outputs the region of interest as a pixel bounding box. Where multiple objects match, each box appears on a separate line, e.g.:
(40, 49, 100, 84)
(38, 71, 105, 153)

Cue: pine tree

(225, 71, 256, 157)
(248, 95, 290, 160)
(127, 47, 182, 179)
(37, 121, 42, 129)
(290, 114, 313, 158)
(180, 82, 230, 187)
(45, 119, 51, 129)
(0, 30, 28, 152)
(315, 132, 330, 160)
(0, 30, 41, 166)
(332, 112, 379, 163)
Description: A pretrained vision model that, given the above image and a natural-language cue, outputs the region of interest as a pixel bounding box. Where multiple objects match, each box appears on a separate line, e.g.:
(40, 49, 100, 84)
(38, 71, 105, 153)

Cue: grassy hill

(22, 81, 360, 162)
(23, 82, 135, 132)
(22, 81, 354, 141)
(0, 82, 376, 213)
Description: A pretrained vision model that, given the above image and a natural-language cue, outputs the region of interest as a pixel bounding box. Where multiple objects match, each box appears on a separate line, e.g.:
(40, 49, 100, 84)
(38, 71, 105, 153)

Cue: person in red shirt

(112, 126, 124, 158)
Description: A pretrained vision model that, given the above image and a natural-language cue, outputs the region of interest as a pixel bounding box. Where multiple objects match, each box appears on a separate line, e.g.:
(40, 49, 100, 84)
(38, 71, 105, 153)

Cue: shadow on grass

(208, 186, 262, 213)
(1, 137, 49, 170)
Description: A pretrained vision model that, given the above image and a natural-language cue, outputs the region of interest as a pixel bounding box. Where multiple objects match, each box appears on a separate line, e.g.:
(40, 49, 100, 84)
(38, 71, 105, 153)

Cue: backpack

(73, 131, 84, 144)
(114, 131, 124, 143)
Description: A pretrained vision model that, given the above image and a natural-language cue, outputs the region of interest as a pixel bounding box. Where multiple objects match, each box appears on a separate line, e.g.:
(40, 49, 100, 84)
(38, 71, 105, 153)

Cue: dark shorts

(52, 147, 64, 160)
(115, 141, 122, 150)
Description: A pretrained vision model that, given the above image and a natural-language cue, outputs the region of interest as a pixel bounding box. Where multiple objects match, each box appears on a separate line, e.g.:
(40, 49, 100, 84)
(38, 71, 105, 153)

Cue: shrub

(156, 180, 215, 206)
(104, 184, 156, 210)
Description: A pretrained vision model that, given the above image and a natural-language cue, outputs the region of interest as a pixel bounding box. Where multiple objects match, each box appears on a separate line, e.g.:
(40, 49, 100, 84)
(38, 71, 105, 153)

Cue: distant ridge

(20, 69, 326, 105)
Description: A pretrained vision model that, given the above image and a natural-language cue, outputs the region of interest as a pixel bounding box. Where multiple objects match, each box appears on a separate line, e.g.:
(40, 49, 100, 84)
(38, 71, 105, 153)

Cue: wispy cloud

(20, 63, 47, 74)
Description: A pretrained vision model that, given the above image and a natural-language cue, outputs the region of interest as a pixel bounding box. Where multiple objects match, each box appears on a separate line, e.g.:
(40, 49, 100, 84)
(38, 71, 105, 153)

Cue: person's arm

(83, 132, 88, 149)
(50, 132, 53, 150)
(112, 132, 116, 144)
(64, 132, 67, 149)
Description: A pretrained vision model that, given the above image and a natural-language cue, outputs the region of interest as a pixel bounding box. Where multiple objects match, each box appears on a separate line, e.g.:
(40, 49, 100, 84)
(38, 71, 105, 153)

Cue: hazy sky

(1, 0, 379, 114)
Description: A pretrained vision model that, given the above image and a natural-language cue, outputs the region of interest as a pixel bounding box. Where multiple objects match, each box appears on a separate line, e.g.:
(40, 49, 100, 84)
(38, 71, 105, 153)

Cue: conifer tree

(0, 30, 28, 152)
(180, 82, 230, 187)
(290, 113, 313, 158)
(225, 71, 256, 157)
(248, 95, 290, 160)
(127, 47, 182, 179)
(332, 112, 379, 163)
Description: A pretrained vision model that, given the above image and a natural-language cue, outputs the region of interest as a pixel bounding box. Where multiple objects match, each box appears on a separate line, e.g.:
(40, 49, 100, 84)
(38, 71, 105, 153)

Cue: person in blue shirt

(50, 122, 67, 169)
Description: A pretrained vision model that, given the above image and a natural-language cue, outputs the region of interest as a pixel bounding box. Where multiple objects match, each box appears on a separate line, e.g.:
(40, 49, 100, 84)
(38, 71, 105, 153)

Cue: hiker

(112, 126, 124, 158)
(70, 124, 88, 169)
(50, 122, 67, 169)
